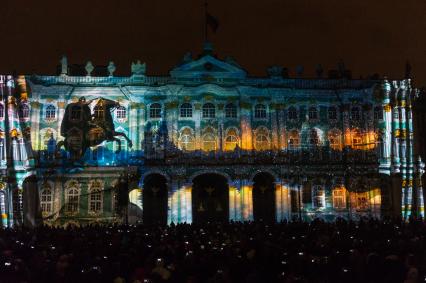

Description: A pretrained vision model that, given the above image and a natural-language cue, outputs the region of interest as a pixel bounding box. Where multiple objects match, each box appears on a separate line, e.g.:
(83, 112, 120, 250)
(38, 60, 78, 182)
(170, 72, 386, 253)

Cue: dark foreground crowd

(0, 218, 425, 283)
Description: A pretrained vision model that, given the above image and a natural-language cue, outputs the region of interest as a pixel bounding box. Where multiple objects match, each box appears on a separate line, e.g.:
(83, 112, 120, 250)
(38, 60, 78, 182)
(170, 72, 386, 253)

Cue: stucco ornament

(60, 55, 68, 75)
(131, 60, 146, 75)
(85, 61, 94, 76)
(107, 61, 116, 77)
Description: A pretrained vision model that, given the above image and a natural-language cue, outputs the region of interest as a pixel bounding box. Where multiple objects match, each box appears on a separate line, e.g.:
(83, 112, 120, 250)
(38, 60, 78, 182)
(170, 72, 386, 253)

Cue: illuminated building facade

(0, 44, 424, 226)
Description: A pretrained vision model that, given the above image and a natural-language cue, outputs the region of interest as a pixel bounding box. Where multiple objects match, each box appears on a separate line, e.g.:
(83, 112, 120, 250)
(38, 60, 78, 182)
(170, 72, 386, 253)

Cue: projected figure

(57, 97, 132, 160)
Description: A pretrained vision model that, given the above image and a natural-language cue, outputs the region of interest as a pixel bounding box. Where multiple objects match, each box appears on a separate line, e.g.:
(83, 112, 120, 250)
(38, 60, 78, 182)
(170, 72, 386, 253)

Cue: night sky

(0, 0, 425, 85)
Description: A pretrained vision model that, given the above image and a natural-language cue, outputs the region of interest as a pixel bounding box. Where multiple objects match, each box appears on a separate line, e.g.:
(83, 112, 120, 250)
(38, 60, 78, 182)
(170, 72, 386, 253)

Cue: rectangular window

(180, 105, 192, 118)
(67, 196, 79, 212)
(328, 108, 337, 120)
(202, 107, 215, 118)
(333, 189, 346, 209)
(225, 107, 237, 118)
(90, 191, 102, 212)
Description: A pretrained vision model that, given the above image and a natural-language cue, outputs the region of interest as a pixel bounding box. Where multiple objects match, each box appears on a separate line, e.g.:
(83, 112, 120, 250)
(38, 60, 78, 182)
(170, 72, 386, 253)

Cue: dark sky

(1, 0, 425, 85)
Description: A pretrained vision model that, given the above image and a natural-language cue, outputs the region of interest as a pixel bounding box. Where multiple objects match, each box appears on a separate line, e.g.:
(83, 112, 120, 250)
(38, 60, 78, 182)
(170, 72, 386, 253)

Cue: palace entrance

(23, 176, 41, 228)
(192, 173, 229, 224)
(142, 174, 168, 225)
(253, 172, 276, 222)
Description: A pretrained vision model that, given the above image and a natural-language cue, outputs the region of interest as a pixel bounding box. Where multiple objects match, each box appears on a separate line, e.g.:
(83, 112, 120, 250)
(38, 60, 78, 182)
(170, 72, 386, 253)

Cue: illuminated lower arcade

(0, 45, 424, 226)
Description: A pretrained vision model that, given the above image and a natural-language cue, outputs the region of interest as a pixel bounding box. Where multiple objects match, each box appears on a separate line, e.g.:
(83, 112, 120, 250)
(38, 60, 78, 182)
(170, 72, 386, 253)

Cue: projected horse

(57, 97, 133, 160)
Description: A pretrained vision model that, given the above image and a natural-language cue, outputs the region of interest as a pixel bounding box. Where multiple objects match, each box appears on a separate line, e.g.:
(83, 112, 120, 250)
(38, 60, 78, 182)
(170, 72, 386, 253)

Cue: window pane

(202, 134, 216, 151)
(116, 106, 126, 119)
(225, 135, 238, 151)
(180, 103, 192, 118)
(255, 135, 269, 150)
(46, 105, 56, 119)
(255, 104, 266, 119)
(288, 107, 297, 120)
(202, 103, 215, 118)
(351, 108, 360, 121)
(308, 107, 317, 120)
(328, 107, 337, 120)
(150, 104, 162, 118)
(225, 103, 237, 118)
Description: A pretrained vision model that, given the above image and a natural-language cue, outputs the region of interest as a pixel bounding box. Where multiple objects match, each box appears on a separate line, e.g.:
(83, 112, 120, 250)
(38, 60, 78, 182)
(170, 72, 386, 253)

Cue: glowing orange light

(344, 129, 377, 150)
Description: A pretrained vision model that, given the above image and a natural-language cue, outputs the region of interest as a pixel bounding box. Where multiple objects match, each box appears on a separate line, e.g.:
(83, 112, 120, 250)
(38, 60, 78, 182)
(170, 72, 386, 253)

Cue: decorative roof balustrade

(30, 75, 172, 86)
(31, 74, 378, 89)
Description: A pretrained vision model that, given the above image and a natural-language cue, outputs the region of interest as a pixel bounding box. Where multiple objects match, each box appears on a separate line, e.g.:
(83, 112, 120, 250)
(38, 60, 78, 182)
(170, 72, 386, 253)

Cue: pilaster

(275, 180, 291, 222)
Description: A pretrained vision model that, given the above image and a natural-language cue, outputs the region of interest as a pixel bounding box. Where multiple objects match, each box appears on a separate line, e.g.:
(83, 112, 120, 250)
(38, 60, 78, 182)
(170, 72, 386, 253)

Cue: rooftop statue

(60, 55, 68, 75)
(107, 61, 116, 77)
(267, 66, 283, 77)
(85, 61, 94, 76)
(131, 60, 146, 75)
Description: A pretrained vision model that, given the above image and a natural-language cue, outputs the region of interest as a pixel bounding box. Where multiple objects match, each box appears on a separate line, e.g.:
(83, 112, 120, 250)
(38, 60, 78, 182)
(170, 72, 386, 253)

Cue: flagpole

(204, 0, 208, 43)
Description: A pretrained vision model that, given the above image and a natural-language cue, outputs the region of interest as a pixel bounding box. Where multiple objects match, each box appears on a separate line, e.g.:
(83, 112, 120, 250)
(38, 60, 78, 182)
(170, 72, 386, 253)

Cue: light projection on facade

(0, 45, 424, 227)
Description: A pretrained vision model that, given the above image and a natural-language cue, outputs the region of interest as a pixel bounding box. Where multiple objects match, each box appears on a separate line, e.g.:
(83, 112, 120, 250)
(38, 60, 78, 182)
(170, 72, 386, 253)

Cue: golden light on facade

(344, 129, 377, 150)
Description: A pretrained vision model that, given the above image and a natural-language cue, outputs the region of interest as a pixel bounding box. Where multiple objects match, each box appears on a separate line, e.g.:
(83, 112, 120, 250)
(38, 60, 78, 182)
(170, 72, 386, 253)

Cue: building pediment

(170, 55, 247, 81)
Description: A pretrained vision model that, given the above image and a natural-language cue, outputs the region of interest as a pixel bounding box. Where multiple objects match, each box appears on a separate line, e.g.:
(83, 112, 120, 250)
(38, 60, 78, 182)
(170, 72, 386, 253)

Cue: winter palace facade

(0, 44, 424, 226)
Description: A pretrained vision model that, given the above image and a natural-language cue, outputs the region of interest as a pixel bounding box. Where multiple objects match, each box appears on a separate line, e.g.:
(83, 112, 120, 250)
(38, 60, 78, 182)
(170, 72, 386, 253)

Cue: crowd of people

(0, 218, 425, 283)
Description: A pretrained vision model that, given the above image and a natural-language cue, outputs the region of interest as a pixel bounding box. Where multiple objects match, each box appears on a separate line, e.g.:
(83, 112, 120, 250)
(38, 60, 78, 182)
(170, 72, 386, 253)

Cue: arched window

(255, 127, 269, 151)
(308, 107, 318, 120)
(65, 187, 79, 213)
(70, 105, 81, 120)
(19, 104, 30, 119)
(224, 128, 239, 151)
(254, 104, 266, 119)
(288, 107, 298, 120)
(202, 133, 216, 151)
(374, 106, 383, 121)
(180, 103, 192, 118)
(202, 103, 215, 118)
(328, 106, 337, 120)
(332, 187, 346, 209)
(255, 135, 269, 151)
(351, 107, 361, 121)
(116, 106, 126, 119)
(328, 129, 342, 150)
(309, 129, 320, 146)
(45, 105, 56, 120)
(179, 128, 195, 151)
(40, 187, 53, 214)
(0, 104, 4, 119)
(312, 185, 326, 209)
(94, 105, 104, 119)
(149, 103, 162, 118)
(225, 103, 237, 118)
(352, 192, 369, 211)
(89, 182, 103, 213)
(288, 129, 300, 149)
(180, 134, 195, 151)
